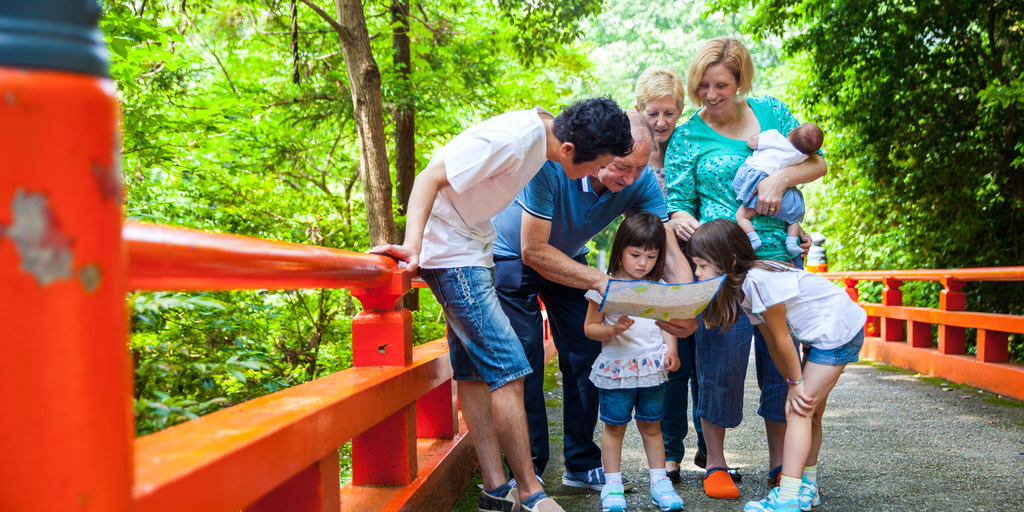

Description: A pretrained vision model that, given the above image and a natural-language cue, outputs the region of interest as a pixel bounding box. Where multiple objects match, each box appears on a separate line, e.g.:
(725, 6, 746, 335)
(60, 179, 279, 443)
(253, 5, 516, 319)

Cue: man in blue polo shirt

(492, 111, 696, 491)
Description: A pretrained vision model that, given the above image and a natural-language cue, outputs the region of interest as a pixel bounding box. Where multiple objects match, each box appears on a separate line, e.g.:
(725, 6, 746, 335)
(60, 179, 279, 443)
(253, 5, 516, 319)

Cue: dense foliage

(716, 0, 1024, 357)
(104, 0, 595, 434)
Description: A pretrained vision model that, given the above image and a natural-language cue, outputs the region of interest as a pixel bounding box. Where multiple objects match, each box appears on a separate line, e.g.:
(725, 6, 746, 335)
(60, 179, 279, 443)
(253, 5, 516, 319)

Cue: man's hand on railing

(370, 244, 419, 274)
(656, 317, 698, 338)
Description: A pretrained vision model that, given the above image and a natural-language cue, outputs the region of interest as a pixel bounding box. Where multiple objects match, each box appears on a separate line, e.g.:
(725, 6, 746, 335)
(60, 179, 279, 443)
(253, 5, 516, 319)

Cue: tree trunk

(332, 0, 397, 247)
(392, 0, 418, 310)
(393, 0, 415, 224)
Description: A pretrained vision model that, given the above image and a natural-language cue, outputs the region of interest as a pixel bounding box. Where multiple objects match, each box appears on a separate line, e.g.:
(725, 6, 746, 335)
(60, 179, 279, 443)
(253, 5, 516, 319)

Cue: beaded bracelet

(785, 376, 804, 386)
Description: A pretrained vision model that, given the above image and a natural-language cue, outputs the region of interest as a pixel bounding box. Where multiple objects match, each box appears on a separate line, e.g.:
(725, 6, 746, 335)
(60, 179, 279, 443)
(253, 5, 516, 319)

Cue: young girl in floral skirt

(584, 212, 685, 512)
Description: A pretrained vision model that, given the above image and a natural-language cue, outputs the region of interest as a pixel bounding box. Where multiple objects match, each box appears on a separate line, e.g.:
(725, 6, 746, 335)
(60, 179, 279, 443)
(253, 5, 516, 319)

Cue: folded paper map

(597, 275, 726, 322)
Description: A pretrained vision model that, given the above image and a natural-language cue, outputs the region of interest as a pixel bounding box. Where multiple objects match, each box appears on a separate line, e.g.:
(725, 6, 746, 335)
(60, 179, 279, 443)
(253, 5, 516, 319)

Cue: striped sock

(779, 475, 801, 501)
(803, 465, 817, 485)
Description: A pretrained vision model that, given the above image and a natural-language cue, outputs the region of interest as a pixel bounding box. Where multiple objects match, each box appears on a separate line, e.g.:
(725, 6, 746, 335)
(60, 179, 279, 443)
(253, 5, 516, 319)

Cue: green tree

(102, 0, 599, 433)
(716, 0, 1024, 274)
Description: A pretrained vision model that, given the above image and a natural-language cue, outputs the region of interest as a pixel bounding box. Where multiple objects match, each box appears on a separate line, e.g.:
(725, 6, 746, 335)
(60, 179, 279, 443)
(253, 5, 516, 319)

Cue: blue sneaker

(600, 481, 627, 512)
(650, 478, 684, 511)
(562, 467, 634, 491)
(744, 488, 802, 512)
(798, 478, 819, 511)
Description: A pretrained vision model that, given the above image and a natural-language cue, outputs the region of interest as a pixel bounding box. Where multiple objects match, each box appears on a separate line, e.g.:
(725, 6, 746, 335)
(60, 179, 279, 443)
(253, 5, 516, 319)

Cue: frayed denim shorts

(419, 266, 532, 391)
(599, 384, 666, 426)
(804, 329, 864, 366)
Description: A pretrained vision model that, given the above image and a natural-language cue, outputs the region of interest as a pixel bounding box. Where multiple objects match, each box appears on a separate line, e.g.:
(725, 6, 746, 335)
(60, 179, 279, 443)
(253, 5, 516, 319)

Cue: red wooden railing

(820, 267, 1024, 401)
(125, 222, 479, 512)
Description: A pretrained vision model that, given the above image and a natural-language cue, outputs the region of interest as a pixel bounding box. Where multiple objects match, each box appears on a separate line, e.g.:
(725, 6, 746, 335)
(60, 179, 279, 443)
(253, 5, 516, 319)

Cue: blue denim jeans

(695, 312, 796, 427)
(494, 256, 602, 474)
(599, 384, 667, 425)
(662, 333, 706, 463)
(420, 266, 532, 390)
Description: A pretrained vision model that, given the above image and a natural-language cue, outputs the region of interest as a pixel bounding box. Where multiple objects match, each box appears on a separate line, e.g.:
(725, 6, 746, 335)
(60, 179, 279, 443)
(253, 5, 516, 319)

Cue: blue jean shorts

(804, 329, 864, 366)
(599, 384, 666, 426)
(419, 266, 532, 391)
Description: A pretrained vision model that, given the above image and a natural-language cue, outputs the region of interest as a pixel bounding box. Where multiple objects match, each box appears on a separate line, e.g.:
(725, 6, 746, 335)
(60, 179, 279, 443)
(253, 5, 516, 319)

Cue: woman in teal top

(664, 37, 826, 500)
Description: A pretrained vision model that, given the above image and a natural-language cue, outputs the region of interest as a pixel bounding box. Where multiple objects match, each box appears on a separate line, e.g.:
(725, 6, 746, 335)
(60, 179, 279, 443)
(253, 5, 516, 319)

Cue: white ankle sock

(779, 475, 801, 500)
(803, 465, 817, 485)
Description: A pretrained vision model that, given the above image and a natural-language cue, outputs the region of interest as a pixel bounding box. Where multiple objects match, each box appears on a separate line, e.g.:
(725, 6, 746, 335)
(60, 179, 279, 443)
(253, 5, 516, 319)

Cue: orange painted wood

(123, 222, 398, 291)
(245, 451, 340, 512)
(351, 272, 417, 485)
(822, 267, 1024, 282)
(865, 316, 879, 337)
(860, 336, 1024, 401)
(417, 381, 457, 439)
(881, 277, 904, 342)
(857, 305, 1024, 334)
(352, 309, 415, 365)
(132, 340, 452, 512)
(0, 68, 133, 510)
(339, 415, 477, 512)
(977, 330, 1009, 363)
(352, 406, 418, 486)
(908, 320, 932, 348)
(843, 278, 859, 302)
(938, 277, 966, 354)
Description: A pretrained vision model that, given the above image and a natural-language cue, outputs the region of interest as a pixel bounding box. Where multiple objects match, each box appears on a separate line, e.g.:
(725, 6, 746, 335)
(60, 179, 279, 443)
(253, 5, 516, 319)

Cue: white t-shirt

(584, 289, 669, 389)
(745, 129, 808, 175)
(740, 267, 867, 350)
(419, 108, 551, 269)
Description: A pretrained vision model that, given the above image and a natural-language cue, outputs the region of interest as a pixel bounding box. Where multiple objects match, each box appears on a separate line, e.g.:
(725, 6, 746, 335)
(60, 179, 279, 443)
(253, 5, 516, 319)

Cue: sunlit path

(456, 345, 1024, 512)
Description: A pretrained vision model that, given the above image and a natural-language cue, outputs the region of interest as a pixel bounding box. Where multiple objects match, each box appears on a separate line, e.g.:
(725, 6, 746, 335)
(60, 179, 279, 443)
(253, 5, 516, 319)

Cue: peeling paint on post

(79, 264, 102, 293)
(4, 189, 74, 286)
(0, 0, 132, 505)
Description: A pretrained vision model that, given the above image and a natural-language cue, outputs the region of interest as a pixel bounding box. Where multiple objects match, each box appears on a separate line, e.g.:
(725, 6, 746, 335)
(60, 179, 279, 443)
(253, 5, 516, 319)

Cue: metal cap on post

(0, 0, 109, 76)
(0, 1, 131, 510)
(806, 232, 827, 273)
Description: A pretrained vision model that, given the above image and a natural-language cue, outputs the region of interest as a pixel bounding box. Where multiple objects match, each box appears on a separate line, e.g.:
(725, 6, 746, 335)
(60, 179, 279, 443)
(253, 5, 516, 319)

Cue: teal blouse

(666, 96, 813, 262)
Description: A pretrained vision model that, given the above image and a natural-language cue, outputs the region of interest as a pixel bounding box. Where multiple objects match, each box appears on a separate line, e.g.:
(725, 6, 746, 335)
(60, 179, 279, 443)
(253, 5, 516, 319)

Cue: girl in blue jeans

(583, 213, 685, 512)
(688, 219, 867, 512)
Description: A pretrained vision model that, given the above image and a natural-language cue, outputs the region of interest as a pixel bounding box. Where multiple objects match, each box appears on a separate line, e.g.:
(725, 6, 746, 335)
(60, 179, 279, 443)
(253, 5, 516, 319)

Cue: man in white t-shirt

(372, 98, 634, 512)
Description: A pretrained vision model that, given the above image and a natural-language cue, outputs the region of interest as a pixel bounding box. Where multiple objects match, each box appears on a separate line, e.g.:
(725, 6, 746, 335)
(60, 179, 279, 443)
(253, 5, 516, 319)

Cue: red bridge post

(0, 12, 133, 510)
(350, 272, 417, 485)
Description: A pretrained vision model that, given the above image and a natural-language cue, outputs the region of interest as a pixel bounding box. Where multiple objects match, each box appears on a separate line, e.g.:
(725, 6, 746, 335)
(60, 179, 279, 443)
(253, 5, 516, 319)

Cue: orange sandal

(703, 467, 740, 499)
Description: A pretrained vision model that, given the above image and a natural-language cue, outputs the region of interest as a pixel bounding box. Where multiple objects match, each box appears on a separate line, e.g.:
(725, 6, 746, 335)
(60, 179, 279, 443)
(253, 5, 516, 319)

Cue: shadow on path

(454, 346, 1024, 511)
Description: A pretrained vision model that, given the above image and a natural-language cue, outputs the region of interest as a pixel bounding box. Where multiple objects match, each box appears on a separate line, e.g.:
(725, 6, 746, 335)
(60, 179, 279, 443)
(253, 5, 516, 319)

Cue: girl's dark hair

(553, 97, 634, 164)
(688, 219, 793, 330)
(607, 212, 667, 282)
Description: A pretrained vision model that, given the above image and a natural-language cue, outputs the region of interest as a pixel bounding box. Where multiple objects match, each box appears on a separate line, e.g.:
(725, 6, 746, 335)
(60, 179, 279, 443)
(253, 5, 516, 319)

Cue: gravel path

(454, 347, 1024, 511)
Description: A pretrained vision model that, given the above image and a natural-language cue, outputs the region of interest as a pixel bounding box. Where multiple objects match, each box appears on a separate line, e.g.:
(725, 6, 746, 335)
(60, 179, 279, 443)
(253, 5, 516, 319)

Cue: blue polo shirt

(492, 161, 669, 260)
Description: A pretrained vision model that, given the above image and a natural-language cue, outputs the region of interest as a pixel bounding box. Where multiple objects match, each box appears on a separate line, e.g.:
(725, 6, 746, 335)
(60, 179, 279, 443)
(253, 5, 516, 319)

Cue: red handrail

(121, 224, 474, 512)
(820, 267, 1024, 400)
(124, 222, 398, 291)
(822, 267, 1024, 282)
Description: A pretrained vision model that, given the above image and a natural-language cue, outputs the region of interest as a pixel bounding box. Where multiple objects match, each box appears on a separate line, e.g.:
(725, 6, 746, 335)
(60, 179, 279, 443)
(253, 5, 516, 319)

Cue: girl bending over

(688, 219, 866, 512)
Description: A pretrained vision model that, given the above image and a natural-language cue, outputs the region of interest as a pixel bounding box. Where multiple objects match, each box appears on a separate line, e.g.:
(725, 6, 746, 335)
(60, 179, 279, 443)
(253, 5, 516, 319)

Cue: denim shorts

(804, 329, 864, 366)
(419, 266, 532, 391)
(599, 384, 666, 426)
